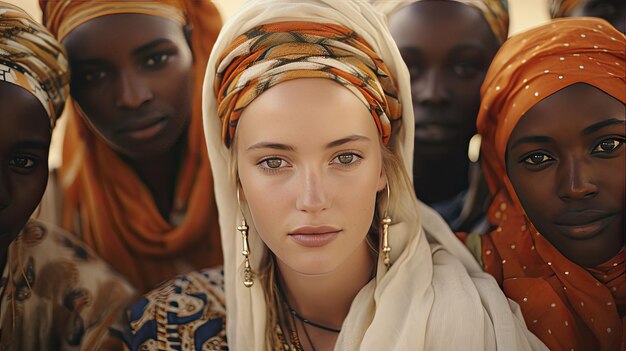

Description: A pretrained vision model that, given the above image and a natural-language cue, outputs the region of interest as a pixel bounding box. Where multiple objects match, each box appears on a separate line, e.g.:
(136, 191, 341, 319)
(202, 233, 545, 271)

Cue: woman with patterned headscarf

(465, 18, 625, 351)
(122, 1, 548, 350)
(549, 0, 625, 33)
(38, 0, 224, 292)
(0, 2, 134, 350)
(372, 0, 509, 234)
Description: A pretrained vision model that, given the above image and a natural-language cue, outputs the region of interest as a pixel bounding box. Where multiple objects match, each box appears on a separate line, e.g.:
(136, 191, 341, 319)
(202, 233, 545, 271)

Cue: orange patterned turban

(549, 0, 584, 17)
(214, 22, 402, 147)
(476, 18, 625, 351)
(0, 1, 69, 128)
(373, 0, 510, 44)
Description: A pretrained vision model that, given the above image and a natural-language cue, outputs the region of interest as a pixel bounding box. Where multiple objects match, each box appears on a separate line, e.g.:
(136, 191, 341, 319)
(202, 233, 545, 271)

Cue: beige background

(9, 0, 550, 36)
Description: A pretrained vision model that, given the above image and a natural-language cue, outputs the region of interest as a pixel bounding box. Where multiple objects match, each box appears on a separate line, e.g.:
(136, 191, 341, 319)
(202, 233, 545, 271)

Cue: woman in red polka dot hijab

(465, 17, 625, 351)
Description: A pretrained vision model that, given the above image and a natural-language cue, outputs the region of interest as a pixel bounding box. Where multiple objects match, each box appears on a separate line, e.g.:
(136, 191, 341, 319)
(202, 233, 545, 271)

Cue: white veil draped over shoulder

(201, 1, 547, 350)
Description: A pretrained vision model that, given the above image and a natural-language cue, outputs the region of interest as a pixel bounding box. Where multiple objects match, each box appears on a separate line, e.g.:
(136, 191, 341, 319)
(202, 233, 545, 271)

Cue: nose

(413, 68, 449, 106)
(557, 155, 598, 201)
(295, 168, 330, 213)
(115, 71, 153, 109)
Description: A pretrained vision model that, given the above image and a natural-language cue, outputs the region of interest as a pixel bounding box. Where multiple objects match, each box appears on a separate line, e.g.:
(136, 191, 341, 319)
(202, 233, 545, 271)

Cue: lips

(553, 210, 617, 238)
(117, 115, 168, 140)
(414, 123, 457, 144)
(288, 225, 341, 248)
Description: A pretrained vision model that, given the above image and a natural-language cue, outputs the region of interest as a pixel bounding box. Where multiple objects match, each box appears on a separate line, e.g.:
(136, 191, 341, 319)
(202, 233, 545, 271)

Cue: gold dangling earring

(237, 188, 254, 288)
(381, 185, 392, 268)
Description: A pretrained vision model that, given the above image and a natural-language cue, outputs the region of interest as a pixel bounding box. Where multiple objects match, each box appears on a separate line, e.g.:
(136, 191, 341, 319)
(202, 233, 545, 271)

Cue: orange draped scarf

(477, 18, 626, 351)
(39, 0, 223, 292)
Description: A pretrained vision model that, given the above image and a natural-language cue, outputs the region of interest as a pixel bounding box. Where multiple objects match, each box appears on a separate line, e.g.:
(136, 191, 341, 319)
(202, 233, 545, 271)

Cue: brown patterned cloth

(0, 220, 135, 351)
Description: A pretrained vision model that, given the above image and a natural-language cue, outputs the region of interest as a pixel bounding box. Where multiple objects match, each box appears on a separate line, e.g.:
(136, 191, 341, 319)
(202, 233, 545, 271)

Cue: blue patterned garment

(122, 268, 227, 351)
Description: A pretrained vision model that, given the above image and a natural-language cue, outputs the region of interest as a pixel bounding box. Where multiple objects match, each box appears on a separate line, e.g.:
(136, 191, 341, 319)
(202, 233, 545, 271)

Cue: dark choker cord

(285, 302, 342, 334)
(277, 280, 342, 334)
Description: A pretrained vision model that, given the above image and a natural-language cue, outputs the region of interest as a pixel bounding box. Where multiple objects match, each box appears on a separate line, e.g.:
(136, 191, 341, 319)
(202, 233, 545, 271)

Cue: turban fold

(214, 22, 402, 146)
(0, 1, 69, 128)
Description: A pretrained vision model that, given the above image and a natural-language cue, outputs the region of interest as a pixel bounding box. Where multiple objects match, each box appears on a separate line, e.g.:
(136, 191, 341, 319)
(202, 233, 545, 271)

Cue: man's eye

(592, 138, 623, 154)
(452, 62, 480, 78)
(9, 156, 36, 169)
(144, 53, 170, 68)
(522, 153, 552, 165)
(81, 70, 107, 83)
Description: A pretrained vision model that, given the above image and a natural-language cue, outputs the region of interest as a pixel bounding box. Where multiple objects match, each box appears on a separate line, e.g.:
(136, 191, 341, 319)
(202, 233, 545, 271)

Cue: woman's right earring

(238, 219, 254, 288)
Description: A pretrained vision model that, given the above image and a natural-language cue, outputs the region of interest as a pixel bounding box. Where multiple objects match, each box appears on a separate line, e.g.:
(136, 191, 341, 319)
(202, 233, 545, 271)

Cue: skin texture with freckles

(0, 82, 51, 270)
(236, 78, 386, 350)
(388, 1, 499, 204)
(506, 83, 625, 267)
(62, 13, 194, 217)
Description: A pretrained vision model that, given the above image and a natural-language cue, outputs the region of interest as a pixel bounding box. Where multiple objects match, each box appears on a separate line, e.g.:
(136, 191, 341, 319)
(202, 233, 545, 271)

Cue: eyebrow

(247, 135, 371, 151)
(133, 38, 174, 56)
(15, 140, 49, 150)
(509, 135, 554, 150)
(581, 118, 625, 136)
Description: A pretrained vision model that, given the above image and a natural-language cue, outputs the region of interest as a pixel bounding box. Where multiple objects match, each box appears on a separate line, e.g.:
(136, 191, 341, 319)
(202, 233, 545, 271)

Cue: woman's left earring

(237, 188, 254, 288)
(381, 185, 392, 268)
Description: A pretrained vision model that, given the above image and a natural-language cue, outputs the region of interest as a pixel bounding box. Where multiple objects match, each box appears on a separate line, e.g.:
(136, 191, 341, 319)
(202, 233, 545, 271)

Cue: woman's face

(506, 83, 625, 266)
(236, 79, 386, 276)
(62, 13, 194, 160)
(0, 82, 51, 254)
(388, 1, 499, 197)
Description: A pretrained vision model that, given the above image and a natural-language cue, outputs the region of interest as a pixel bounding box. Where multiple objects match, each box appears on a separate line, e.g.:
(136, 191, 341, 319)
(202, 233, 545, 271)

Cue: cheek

(507, 166, 556, 223)
(9, 171, 48, 225)
(238, 165, 288, 239)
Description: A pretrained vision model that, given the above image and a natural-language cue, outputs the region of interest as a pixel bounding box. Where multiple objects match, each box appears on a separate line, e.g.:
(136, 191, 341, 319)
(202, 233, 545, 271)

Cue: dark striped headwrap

(214, 22, 402, 147)
(0, 1, 69, 128)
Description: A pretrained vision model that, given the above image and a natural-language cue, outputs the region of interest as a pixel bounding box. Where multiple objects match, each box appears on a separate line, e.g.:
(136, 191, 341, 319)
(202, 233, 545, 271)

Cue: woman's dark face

(388, 1, 499, 202)
(570, 0, 626, 34)
(0, 82, 51, 254)
(63, 13, 194, 160)
(506, 83, 625, 267)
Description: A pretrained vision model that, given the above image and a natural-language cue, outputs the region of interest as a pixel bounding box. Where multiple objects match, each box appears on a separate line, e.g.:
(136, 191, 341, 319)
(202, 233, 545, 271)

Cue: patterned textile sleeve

(122, 268, 227, 351)
(0, 219, 136, 351)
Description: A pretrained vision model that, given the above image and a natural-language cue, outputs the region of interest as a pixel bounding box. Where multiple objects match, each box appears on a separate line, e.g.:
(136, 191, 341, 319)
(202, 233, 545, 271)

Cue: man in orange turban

(38, 0, 224, 292)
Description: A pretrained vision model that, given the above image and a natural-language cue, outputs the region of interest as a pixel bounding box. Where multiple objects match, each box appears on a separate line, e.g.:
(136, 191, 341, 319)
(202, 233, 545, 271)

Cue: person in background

(123, 1, 548, 350)
(373, 0, 508, 233)
(549, 0, 625, 33)
(0, 3, 134, 349)
(38, 0, 223, 292)
(466, 17, 625, 351)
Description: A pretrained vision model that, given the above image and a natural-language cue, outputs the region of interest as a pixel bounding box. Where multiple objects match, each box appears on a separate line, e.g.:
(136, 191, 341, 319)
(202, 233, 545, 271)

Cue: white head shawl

(202, 1, 547, 350)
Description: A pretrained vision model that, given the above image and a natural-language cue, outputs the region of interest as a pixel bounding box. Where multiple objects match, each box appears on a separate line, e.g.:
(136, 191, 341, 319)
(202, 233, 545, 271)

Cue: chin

(281, 252, 341, 276)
